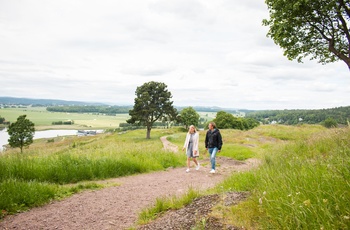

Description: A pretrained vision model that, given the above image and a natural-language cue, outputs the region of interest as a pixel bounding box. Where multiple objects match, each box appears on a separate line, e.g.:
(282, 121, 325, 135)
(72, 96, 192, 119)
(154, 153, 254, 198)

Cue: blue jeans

(208, 147, 218, 170)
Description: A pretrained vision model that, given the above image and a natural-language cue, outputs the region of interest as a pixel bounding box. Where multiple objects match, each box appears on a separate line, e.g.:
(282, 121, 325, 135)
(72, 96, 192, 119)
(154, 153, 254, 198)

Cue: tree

(263, 0, 350, 70)
(214, 111, 260, 130)
(242, 118, 260, 130)
(7, 115, 35, 153)
(180, 107, 200, 129)
(0, 116, 5, 124)
(214, 111, 236, 129)
(323, 117, 338, 128)
(127, 81, 178, 139)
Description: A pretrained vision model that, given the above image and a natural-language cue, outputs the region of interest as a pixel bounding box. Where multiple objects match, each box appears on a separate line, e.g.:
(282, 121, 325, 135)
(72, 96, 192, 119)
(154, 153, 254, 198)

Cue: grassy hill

(1, 125, 349, 229)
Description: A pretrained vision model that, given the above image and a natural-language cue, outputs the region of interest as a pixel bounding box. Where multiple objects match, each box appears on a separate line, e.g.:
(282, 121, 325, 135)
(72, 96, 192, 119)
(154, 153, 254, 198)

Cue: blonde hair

(188, 125, 197, 133)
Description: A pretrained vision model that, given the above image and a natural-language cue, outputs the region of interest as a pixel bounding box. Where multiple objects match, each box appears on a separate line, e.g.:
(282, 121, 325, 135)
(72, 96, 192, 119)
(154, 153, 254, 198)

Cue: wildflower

(263, 191, 266, 196)
(303, 199, 311, 207)
(259, 198, 263, 205)
(344, 216, 350, 220)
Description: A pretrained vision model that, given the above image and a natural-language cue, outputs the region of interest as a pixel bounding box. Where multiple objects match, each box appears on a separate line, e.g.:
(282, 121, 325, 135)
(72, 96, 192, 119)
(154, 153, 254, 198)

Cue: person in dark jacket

(205, 121, 223, 173)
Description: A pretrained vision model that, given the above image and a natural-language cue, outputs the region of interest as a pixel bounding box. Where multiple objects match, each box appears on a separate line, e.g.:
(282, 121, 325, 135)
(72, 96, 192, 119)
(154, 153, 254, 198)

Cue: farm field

(0, 107, 218, 131)
(0, 107, 129, 130)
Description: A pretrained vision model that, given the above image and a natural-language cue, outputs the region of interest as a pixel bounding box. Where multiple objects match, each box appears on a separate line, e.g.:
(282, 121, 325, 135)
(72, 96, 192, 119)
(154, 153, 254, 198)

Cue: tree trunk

(341, 56, 350, 71)
(146, 126, 151, 139)
(346, 58, 350, 71)
(328, 39, 350, 71)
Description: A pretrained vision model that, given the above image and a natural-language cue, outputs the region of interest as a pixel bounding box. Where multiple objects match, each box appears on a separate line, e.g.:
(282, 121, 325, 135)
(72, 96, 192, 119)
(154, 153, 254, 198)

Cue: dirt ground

(0, 137, 260, 230)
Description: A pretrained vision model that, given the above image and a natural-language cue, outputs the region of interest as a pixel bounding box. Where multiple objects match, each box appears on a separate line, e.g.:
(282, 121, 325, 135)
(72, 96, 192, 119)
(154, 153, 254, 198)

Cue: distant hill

(176, 106, 252, 114)
(246, 106, 350, 125)
(0, 96, 252, 113)
(0, 97, 107, 106)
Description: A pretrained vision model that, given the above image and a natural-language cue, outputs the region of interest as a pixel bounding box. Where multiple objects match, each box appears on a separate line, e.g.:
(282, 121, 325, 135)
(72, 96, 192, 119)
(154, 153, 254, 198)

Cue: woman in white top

(182, 125, 200, 173)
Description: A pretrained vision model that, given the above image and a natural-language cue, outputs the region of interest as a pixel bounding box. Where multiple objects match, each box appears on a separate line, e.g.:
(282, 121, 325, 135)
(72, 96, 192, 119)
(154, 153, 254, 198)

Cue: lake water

(0, 129, 101, 152)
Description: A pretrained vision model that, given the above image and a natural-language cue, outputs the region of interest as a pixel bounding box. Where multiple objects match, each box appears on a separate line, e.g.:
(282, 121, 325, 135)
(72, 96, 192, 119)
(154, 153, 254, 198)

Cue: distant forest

(2, 97, 350, 126)
(46, 105, 131, 115)
(246, 106, 350, 125)
(45, 105, 243, 115)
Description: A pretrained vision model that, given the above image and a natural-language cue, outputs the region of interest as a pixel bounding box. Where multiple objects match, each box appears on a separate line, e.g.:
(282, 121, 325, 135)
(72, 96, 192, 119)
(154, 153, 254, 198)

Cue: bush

(323, 117, 337, 128)
(52, 120, 74, 125)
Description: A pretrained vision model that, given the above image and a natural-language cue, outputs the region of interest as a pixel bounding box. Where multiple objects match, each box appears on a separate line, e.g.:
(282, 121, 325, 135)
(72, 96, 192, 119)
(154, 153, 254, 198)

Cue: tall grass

(136, 125, 349, 229)
(255, 128, 350, 229)
(0, 129, 185, 215)
(213, 126, 350, 229)
(0, 179, 58, 213)
(0, 179, 103, 217)
(0, 150, 181, 184)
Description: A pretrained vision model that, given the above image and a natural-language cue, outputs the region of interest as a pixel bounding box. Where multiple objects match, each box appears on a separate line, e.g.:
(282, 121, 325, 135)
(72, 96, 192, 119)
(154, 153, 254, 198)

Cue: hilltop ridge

(0, 96, 249, 113)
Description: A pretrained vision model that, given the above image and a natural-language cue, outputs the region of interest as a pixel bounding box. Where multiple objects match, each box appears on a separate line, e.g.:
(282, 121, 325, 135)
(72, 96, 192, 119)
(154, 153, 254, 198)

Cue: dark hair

(209, 122, 216, 128)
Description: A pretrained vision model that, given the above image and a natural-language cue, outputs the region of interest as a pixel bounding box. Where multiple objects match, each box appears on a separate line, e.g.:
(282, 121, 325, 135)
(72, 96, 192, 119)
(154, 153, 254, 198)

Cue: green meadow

(0, 107, 129, 130)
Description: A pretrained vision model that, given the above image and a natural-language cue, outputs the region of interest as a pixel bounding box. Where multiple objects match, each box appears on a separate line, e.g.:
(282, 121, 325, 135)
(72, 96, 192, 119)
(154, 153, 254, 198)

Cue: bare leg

(187, 157, 191, 169)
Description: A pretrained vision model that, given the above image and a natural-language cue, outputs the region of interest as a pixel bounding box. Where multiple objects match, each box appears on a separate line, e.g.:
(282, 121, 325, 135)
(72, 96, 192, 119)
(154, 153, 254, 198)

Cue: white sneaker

(196, 163, 200, 170)
(210, 169, 215, 174)
(186, 168, 190, 173)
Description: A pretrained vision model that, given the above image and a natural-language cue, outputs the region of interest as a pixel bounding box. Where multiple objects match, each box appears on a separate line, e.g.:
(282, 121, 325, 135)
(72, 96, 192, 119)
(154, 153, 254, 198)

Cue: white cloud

(0, 0, 349, 110)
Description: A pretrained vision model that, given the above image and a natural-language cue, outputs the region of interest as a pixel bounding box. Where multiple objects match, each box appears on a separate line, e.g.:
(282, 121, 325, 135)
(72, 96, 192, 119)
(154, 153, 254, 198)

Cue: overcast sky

(0, 0, 349, 110)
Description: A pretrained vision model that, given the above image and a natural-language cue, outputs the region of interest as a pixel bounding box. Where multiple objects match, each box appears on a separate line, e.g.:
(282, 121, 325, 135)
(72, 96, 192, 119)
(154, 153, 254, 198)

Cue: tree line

(46, 105, 131, 115)
(246, 106, 350, 125)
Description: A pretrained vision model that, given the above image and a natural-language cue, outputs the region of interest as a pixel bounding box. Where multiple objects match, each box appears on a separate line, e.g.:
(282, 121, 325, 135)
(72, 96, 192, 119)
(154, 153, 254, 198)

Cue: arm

(204, 131, 208, 149)
(193, 132, 199, 154)
(217, 131, 223, 151)
(182, 133, 189, 150)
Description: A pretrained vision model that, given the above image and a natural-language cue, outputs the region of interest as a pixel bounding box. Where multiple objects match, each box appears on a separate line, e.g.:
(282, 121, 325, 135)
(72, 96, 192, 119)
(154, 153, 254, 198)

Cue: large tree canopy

(127, 81, 178, 139)
(263, 0, 350, 70)
(7, 115, 35, 153)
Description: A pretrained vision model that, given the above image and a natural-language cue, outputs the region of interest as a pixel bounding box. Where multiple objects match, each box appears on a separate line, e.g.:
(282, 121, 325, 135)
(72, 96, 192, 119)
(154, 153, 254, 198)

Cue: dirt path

(160, 136, 179, 153)
(0, 137, 260, 230)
